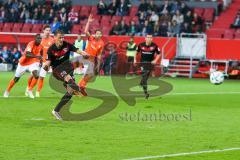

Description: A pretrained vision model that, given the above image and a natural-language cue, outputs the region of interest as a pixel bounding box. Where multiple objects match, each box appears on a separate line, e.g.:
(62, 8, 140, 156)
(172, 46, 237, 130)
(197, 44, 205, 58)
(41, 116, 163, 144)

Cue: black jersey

(137, 42, 160, 62)
(47, 41, 78, 69)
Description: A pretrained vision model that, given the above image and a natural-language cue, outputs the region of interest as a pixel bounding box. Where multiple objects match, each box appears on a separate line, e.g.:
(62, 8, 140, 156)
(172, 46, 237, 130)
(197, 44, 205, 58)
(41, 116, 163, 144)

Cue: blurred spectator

(0, 46, 12, 63)
(153, 22, 160, 36)
(160, 0, 171, 15)
(48, 9, 56, 23)
(168, 20, 180, 37)
(116, 0, 129, 16)
(139, 11, 146, 25)
(159, 21, 168, 37)
(20, 6, 30, 23)
(118, 20, 129, 35)
(31, 8, 40, 24)
(159, 11, 171, 24)
(192, 13, 203, 32)
(74, 35, 88, 51)
(103, 46, 117, 75)
(172, 10, 184, 25)
(59, 17, 72, 34)
(110, 21, 121, 35)
(148, 0, 158, 13)
(184, 10, 193, 25)
(171, 1, 180, 14)
(68, 8, 79, 24)
(138, 20, 153, 36)
(231, 14, 240, 29)
(126, 36, 137, 74)
(27, 0, 36, 13)
(40, 8, 49, 24)
(138, 0, 148, 15)
(11, 47, 21, 70)
(97, 0, 107, 15)
(180, 22, 192, 34)
(59, 7, 67, 22)
(180, 2, 190, 15)
(149, 11, 159, 25)
(6, 8, 18, 22)
(108, 0, 118, 15)
(128, 20, 139, 36)
(52, 0, 60, 11)
(0, 6, 6, 22)
(51, 17, 61, 33)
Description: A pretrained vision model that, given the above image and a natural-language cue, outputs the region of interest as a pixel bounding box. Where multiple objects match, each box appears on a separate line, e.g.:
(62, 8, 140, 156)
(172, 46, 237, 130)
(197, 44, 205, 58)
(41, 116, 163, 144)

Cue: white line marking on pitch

(1, 91, 240, 98)
(123, 147, 240, 160)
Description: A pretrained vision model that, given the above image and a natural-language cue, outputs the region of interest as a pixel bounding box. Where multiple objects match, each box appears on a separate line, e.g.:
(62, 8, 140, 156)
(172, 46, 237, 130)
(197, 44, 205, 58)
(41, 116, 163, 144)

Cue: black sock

(54, 92, 72, 112)
(67, 79, 81, 92)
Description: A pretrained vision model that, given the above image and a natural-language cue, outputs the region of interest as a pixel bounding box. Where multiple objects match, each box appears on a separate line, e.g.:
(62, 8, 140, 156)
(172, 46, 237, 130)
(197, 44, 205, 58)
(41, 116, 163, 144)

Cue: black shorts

(52, 62, 74, 82)
(140, 62, 153, 72)
(127, 56, 134, 63)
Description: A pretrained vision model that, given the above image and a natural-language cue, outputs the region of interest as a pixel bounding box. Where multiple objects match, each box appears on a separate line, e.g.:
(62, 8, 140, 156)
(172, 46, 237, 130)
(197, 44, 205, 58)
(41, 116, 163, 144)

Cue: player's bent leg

(36, 67, 47, 97)
(52, 92, 73, 120)
(4, 77, 20, 98)
(27, 70, 39, 99)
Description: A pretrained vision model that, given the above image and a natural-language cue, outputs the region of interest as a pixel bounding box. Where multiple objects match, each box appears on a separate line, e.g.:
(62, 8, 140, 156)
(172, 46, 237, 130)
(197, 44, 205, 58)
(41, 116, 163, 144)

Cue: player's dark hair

(35, 33, 41, 38)
(43, 24, 51, 30)
(54, 29, 64, 36)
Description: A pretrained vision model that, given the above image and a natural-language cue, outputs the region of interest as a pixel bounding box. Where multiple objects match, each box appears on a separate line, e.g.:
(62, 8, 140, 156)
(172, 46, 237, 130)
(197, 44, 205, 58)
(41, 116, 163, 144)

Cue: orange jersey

(85, 35, 104, 61)
(19, 41, 43, 66)
(41, 36, 54, 62)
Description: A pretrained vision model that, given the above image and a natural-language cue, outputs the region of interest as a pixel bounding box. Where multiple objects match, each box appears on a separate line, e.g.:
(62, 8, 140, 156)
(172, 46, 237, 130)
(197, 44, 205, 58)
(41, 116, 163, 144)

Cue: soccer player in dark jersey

(135, 34, 161, 99)
(43, 30, 88, 120)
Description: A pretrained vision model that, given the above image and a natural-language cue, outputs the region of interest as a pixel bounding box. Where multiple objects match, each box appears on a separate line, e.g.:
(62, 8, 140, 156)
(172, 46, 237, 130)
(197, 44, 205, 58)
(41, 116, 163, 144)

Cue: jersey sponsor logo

(142, 51, 153, 55)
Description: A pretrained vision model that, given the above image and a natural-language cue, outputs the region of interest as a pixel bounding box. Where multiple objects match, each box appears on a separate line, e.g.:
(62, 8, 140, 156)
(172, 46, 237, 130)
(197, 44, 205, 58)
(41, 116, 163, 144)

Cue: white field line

(1, 91, 240, 98)
(123, 147, 240, 160)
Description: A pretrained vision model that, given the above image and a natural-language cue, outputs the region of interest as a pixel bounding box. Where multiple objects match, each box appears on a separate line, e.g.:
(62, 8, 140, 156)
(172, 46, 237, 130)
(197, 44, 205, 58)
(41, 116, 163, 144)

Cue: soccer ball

(210, 71, 224, 85)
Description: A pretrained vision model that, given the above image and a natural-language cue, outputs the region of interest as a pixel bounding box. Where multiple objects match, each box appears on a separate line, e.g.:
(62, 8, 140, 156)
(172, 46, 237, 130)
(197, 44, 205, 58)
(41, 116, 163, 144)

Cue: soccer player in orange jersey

(4, 34, 43, 98)
(26, 25, 54, 97)
(78, 14, 104, 95)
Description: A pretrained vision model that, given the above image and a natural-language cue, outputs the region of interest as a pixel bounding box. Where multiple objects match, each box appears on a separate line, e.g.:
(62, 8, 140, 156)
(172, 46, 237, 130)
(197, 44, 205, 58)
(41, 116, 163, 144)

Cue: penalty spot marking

(123, 147, 240, 160)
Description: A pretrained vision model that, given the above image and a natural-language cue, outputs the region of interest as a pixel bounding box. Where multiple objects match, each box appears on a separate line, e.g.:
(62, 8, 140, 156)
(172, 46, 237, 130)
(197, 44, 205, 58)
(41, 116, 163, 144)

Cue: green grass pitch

(0, 72, 240, 160)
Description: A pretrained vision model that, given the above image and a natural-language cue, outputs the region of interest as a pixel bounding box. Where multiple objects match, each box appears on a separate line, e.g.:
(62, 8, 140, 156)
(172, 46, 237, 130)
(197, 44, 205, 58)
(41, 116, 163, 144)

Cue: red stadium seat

(122, 16, 131, 25)
(203, 8, 215, 22)
(80, 6, 91, 17)
(0, 23, 4, 31)
(72, 5, 81, 12)
(131, 16, 139, 24)
(90, 6, 98, 15)
(130, 6, 138, 16)
(224, 29, 234, 39)
(31, 24, 43, 33)
(2, 23, 14, 32)
(206, 29, 224, 38)
(21, 23, 32, 33)
(194, 8, 204, 17)
(102, 27, 111, 35)
(71, 24, 82, 34)
(100, 15, 111, 26)
(112, 16, 122, 23)
(235, 30, 240, 39)
(12, 23, 23, 32)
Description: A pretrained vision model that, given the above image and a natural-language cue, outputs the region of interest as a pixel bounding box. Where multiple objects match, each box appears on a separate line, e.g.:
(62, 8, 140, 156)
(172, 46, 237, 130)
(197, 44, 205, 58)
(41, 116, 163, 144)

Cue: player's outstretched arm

(76, 49, 89, 59)
(152, 54, 161, 65)
(26, 51, 42, 60)
(84, 14, 94, 37)
(43, 60, 51, 71)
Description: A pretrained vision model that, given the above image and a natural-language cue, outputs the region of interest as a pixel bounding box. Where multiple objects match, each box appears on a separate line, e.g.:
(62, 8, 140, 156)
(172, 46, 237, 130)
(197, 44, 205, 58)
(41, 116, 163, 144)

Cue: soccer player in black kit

(135, 34, 161, 99)
(43, 30, 88, 120)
